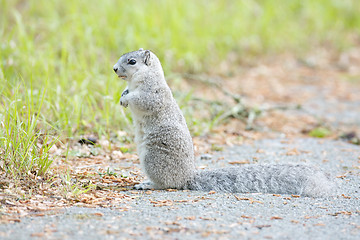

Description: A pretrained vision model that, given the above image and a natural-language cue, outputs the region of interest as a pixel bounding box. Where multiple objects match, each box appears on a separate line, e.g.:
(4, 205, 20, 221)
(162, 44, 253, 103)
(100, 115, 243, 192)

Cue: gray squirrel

(113, 48, 335, 197)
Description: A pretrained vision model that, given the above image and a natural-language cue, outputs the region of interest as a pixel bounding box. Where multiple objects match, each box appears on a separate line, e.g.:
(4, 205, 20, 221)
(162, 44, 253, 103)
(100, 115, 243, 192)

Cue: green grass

(0, 82, 57, 178)
(0, 0, 359, 178)
(309, 127, 332, 138)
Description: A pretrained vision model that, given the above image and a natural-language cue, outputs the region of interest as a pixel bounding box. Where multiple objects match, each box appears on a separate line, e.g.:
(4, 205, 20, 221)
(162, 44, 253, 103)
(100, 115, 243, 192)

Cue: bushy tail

(186, 164, 336, 197)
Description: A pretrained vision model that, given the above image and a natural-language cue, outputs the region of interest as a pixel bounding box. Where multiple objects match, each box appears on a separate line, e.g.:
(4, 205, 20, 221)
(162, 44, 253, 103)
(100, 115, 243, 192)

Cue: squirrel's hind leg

(134, 180, 162, 190)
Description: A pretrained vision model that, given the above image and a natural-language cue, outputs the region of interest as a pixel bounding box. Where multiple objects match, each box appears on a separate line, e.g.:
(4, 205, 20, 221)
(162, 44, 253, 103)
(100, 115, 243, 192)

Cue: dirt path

(0, 138, 359, 240)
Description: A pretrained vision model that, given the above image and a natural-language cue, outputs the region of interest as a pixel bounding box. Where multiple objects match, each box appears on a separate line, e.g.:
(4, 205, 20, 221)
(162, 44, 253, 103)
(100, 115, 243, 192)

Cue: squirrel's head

(113, 48, 159, 81)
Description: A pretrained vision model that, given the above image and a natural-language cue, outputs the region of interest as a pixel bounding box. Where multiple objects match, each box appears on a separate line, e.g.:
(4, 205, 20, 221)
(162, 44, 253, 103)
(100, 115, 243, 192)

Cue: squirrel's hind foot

(134, 181, 160, 190)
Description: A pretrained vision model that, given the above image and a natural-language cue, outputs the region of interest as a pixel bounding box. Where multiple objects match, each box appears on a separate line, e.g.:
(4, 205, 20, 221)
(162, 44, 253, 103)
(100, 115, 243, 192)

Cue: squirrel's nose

(113, 67, 118, 73)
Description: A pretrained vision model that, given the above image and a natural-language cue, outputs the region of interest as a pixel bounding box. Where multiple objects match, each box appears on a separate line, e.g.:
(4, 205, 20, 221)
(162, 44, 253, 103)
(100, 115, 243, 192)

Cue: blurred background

(1, 0, 359, 149)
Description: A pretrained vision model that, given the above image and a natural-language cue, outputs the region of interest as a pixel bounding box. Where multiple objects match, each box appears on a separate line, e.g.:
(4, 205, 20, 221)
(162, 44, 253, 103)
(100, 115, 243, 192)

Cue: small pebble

(200, 154, 212, 160)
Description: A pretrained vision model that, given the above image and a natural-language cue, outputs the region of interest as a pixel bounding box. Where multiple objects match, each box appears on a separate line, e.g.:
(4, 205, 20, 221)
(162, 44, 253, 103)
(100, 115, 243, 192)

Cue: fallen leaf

(150, 199, 173, 207)
(336, 175, 346, 179)
(93, 212, 104, 217)
(33, 213, 45, 217)
(286, 148, 300, 156)
(199, 217, 216, 221)
(30, 232, 45, 237)
(164, 221, 180, 226)
(341, 194, 351, 199)
(338, 211, 352, 215)
(228, 160, 250, 165)
(255, 224, 271, 229)
(6, 218, 21, 223)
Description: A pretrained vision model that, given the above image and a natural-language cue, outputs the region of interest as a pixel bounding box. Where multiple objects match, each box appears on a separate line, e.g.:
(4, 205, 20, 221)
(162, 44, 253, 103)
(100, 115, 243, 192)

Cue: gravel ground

(1, 138, 359, 240)
(301, 85, 360, 127)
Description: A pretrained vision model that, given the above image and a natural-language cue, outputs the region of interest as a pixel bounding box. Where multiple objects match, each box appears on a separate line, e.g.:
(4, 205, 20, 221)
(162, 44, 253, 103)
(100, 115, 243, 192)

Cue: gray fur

(113, 49, 336, 197)
(187, 164, 335, 197)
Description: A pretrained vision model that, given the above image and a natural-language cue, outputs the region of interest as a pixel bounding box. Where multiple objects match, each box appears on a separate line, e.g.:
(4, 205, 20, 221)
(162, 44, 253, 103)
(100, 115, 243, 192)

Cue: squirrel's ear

(144, 50, 151, 66)
(139, 48, 144, 51)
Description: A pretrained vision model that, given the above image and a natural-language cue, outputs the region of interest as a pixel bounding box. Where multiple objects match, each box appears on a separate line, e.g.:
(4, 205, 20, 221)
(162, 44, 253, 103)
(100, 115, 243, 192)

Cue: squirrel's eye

(128, 59, 137, 65)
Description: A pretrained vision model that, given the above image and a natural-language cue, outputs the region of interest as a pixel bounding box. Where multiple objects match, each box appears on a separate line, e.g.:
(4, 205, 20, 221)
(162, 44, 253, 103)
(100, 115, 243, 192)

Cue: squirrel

(113, 48, 336, 197)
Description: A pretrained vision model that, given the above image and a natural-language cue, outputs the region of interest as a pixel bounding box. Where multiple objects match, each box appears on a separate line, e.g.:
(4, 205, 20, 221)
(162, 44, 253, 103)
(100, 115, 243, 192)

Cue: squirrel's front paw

(120, 89, 129, 108)
(120, 95, 129, 108)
